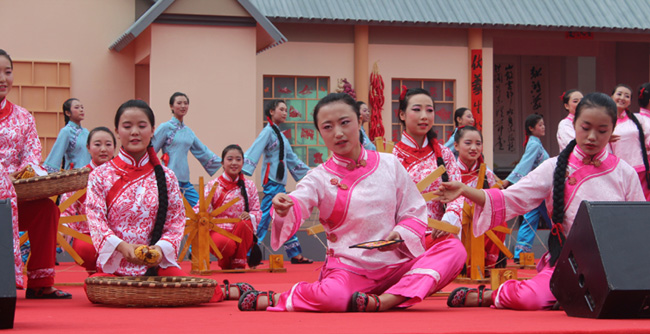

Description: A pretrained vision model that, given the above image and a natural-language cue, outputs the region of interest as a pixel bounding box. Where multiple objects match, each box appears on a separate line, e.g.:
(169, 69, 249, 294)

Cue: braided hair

(264, 100, 286, 181)
(114, 100, 168, 276)
(613, 84, 650, 190)
(639, 82, 650, 110)
(399, 88, 449, 182)
(548, 93, 617, 266)
(222, 144, 249, 212)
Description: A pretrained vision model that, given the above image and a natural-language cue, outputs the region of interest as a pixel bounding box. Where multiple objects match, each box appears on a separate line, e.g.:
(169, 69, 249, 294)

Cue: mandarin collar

(330, 146, 368, 169)
(565, 114, 574, 121)
(67, 121, 82, 129)
(572, 145, 608, 166)
(118, 147, 150, 167)
(170, 116, 185, 127)
(458, 159, 479, 173)
(221, 172, 240, 183)
(400, 131, 428, 149)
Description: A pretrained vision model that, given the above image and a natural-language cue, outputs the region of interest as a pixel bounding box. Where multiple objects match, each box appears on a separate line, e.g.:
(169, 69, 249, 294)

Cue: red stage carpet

(10, 261, 650, 333)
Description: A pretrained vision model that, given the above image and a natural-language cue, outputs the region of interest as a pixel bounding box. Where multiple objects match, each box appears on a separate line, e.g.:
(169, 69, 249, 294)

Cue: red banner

(471, 49, 483, 131)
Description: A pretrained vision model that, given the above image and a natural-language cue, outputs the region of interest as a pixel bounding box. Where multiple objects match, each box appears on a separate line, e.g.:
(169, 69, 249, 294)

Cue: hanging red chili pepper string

(369, 62, 385, 141)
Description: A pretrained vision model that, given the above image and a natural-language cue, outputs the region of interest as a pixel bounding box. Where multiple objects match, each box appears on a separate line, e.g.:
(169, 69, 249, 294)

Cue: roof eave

(237, 0, 288, 54)
(109, 0, 176, 52)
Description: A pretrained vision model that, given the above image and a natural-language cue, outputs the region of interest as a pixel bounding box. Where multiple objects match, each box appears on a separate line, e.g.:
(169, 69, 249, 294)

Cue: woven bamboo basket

(84, 276, 217, 307)
(12, 167, 91, 201)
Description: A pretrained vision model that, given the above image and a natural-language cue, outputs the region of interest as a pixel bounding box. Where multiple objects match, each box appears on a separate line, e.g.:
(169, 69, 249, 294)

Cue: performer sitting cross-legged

(237, 93, 466, 312)
(435, 93, 644, 310)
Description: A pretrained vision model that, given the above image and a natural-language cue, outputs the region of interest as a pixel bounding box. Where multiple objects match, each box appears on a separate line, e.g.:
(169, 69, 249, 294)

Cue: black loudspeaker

(0, 199, 16, 329)
(550, 201, 650, 319)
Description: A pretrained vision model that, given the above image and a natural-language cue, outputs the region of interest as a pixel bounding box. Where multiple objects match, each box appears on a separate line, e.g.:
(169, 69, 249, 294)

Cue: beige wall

(148, 23, 257, 182)
(0, 0, 136, 136)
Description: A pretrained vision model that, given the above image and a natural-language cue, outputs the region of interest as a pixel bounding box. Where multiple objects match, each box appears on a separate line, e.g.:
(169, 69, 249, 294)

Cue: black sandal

(26, 287, 72, 299)
(349, 292, 381, 312)
(238, 290, 276, 311)
(447, 285, 489, 307)
(223, 280, 255, 300)
(291, 256, 313, 264)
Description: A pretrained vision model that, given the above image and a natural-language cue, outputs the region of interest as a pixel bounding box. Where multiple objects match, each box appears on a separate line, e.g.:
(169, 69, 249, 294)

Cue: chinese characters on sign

(494, 63, 516, 152)
(471, 49, 483, 131)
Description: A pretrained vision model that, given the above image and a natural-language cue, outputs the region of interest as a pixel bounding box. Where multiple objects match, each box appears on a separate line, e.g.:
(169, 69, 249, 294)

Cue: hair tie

(148, 145, 161, 167)
(266, 116, 275, 126)
(641, 87, 646, 99)
(560, 91, 566, 101)
(551, 223, 565, 246)
(399, 85, 407, 101)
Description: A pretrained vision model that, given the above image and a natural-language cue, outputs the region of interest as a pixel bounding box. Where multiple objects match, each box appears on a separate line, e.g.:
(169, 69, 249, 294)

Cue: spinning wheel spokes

(181, 177, 244, 274)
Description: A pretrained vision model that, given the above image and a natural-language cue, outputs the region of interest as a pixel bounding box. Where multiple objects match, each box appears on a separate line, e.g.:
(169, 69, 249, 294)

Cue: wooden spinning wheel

(19, 190, 93, 266)
(178, 177, 242, 275)
(459, 163, 513, 281)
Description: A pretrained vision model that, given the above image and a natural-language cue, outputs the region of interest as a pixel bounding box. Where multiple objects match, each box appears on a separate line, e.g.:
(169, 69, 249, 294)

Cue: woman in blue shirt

(243, 99, 312, 263)
(152, 92, 221, 207)
(43, 98, 90, 172)
(503, 113, 551, 262)
(356, 101, 376, 151)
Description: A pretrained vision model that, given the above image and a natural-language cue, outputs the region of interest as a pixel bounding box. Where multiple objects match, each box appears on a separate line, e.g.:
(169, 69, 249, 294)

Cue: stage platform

(10, 261, 650, 334)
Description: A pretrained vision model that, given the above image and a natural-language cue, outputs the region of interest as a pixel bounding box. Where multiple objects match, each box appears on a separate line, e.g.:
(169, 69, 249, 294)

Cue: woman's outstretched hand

(272, 193, 294, 217)
(432, 181, 466, 203)
(378, 231, 402, 252)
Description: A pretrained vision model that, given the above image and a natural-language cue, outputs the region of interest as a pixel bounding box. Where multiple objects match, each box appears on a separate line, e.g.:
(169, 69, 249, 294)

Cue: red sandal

(238, 290, 276, 311)
(349, 292, 381, 312)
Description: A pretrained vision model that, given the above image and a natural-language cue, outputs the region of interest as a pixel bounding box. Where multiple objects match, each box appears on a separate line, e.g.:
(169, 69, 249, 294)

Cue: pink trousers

(268, 237, 466, 312)
(493, 255, 556, 310)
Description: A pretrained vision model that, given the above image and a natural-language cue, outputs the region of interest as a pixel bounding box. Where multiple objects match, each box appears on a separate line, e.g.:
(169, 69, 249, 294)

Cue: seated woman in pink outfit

(237, 93, 466, 312)
(434, 92, 644, 310)
(195, 144, 261, 270)
(60, 127, 116, 274)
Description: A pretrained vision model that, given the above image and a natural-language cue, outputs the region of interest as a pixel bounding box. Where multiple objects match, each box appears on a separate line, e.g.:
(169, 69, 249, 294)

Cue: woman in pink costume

(237, 93, 466, 312)
(435, 93, 644, 310)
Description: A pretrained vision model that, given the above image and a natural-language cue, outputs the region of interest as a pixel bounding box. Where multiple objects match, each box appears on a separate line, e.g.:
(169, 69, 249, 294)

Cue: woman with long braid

(392, 88, 464, 248)
(243, 99, 312, 264)
(85, 100, 233, 302)
(197, 144, 261, 270)
(434, 93, 644, 310)
(609, 84, 650, 200)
